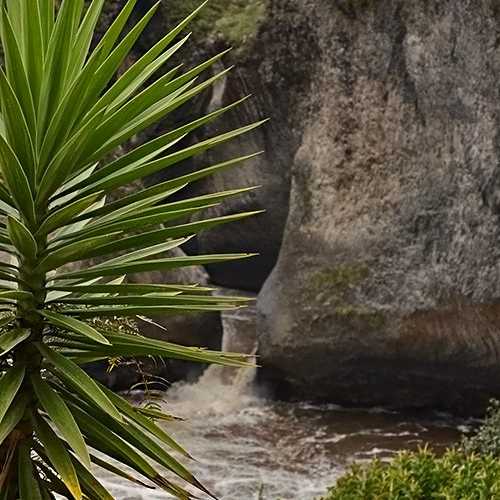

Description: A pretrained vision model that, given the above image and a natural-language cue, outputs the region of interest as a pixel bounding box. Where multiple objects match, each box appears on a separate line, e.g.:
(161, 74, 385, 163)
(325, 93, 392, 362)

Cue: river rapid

(96, 366, 471, 500)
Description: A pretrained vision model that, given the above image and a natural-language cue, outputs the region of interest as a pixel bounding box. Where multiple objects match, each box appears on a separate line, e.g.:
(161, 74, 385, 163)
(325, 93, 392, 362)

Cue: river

(95, 301, 474, 499)
(96, 367, 472, 500)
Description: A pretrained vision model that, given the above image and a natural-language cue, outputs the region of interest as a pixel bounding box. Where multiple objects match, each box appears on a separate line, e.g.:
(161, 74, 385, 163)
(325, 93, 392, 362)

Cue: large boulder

(258, 0, 500, 414)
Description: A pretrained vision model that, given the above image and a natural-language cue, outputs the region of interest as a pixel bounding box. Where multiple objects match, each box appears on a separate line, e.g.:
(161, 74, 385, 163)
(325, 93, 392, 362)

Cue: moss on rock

(312, 264, 370, 291)
(333, 305, 386, 329)
(304, 264, 385, 330)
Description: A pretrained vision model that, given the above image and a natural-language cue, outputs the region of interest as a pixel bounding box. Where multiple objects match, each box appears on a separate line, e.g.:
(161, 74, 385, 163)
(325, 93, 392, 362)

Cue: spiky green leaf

(31, 373, 91, 467)
(34, 416, 82, 500)
(37, 343, 122, 422)
(0, 364, 25, 422)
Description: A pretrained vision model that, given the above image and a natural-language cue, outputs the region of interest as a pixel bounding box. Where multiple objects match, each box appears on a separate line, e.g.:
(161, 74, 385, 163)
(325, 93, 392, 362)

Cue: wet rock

(258, 0, 500, 415)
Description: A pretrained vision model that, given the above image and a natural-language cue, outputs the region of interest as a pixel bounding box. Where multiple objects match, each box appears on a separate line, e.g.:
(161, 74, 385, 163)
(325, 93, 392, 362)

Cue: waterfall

(204, 290, 258, 385)
(166, 289, 258, 414)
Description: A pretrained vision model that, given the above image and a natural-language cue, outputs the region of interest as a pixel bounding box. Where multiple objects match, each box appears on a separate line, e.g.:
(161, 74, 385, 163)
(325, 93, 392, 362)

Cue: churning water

(96, 368, 470, 500)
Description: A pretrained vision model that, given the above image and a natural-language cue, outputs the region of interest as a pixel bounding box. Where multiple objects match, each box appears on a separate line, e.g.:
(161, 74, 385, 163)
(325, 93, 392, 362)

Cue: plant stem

(1, 222, 48, 498)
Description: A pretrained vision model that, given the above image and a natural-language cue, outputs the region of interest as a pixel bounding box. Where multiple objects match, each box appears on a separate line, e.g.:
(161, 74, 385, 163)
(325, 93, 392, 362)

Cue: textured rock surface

(258, 0, 500, 414)
(93, 0, 500, 412)
(128, 0, 300, 290)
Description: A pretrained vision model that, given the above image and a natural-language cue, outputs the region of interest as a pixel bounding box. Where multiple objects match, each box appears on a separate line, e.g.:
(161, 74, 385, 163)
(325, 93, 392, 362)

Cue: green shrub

(321, 449, 500, 500)
(462, 400, 500, 457)
(169, 0, 267, 47)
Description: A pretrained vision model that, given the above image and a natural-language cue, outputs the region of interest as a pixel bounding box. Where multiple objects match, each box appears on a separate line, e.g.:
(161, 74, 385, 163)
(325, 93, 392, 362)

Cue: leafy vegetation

(321, 448, 500, 500)
(0, 0, 261, 498)
(462, 400, 500, 457)
(322, 401, 500, 499)
(168, 0, 267, 47)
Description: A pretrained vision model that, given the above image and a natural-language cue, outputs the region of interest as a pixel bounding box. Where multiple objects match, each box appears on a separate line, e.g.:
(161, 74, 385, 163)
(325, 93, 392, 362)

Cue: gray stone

(258, 0, 500, 414)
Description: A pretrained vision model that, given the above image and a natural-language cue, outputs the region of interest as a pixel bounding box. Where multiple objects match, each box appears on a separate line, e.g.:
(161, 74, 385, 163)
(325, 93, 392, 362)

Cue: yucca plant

(0, 1, 262, 498)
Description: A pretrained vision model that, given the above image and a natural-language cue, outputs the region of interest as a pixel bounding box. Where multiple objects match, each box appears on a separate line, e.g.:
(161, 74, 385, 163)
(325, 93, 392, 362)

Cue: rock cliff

(258, 0, 500, 413)
(98, 0, 500, 413)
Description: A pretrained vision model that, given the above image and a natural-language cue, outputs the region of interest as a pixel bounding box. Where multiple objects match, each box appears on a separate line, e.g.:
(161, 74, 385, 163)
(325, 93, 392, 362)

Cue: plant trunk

(0, 222, 47, 498)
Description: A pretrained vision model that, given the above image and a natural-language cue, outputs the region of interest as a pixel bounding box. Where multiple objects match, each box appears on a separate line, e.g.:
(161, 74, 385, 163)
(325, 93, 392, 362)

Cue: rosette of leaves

(0, 1, 261, 498)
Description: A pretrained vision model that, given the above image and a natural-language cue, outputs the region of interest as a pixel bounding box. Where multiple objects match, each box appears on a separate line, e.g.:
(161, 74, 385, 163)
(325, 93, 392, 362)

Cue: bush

(461, 399, 500, 457)
(321, 449, 500, 500)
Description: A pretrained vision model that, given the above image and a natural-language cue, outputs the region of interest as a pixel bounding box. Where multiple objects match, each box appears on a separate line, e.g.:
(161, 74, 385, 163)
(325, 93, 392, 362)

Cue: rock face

(129, 0, 304, 291)
(94, 0, 500, 412)
(258, 0, 500, 414)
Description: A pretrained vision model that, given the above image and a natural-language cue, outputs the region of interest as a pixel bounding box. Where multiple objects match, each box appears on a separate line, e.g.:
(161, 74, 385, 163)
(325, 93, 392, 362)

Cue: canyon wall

(257, 0, 500, 413)
(102, 0, 500, 412)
